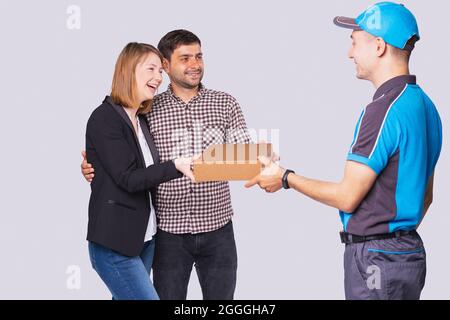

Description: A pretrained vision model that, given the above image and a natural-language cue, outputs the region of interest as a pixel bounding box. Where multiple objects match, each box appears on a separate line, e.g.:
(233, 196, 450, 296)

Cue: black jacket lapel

(104, 96, 146, 166)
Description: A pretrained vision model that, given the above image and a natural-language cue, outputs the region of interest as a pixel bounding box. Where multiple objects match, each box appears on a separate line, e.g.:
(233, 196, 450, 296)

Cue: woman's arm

(86, 111, 183, 193)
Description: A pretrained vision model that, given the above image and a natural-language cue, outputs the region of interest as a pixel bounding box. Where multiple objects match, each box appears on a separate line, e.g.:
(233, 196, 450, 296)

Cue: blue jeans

(88, 239, 159, 300)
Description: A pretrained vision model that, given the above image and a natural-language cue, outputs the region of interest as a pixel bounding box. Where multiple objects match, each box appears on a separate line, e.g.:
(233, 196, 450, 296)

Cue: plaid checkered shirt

(146, 84, 252, 234)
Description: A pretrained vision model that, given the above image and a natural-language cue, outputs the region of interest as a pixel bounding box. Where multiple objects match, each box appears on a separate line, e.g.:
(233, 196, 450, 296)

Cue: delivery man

(246, 2, 442, 300)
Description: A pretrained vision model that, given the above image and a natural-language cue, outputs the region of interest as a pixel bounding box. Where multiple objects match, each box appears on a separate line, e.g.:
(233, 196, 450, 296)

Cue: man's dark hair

(158, 29, 201, 61)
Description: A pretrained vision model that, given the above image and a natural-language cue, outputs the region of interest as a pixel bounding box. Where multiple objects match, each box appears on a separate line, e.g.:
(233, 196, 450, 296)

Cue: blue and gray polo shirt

(341, 75, 442, 236)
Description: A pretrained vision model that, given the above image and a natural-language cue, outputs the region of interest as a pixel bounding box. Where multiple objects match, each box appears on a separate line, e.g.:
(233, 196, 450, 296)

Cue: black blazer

(85, 96, 182, 256)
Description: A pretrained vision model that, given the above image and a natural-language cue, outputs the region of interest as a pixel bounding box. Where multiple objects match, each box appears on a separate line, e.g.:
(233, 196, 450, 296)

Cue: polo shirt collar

(373, 75, 416, 101)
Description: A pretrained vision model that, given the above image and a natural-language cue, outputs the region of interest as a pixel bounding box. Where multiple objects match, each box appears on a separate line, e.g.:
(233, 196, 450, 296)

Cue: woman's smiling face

(135, 52, 163, 104)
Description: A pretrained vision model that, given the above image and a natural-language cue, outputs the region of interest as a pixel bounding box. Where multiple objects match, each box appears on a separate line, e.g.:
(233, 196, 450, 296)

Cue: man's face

(348, 30, 378, 81)
(164, 43, 204, 89)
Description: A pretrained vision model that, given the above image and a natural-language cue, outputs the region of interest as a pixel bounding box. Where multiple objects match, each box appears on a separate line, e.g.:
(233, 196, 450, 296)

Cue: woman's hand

(174, 157, 195, 182)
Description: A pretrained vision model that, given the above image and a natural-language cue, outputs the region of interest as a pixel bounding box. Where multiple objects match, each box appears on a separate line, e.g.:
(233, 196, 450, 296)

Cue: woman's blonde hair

(111, 42, 163, 114)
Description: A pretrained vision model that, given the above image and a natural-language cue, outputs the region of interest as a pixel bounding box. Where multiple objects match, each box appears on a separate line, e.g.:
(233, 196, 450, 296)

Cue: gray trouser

(344, 231, 426, 300)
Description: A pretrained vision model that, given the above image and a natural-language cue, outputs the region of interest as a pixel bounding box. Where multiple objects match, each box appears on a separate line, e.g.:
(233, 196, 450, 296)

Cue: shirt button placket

(185, 100, 195, 233)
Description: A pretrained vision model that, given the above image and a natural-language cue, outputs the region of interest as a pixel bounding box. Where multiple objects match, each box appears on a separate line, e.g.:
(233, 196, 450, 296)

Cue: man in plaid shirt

(82, 30, 251, 300)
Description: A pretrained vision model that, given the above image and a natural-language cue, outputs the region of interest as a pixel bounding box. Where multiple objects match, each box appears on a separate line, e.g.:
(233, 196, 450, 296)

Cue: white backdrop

(0, 0, 448, 299)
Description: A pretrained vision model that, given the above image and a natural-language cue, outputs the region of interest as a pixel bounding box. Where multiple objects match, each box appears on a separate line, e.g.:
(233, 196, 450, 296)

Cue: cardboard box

(193, 143, 272, 182)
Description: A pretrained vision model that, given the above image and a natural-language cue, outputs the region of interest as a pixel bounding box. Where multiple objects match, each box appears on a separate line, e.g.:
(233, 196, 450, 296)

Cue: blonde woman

(85, 42, 193, 300)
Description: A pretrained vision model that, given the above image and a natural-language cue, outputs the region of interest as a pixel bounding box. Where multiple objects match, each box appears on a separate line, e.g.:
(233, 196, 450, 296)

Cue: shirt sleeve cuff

(347, 153, 381, 174)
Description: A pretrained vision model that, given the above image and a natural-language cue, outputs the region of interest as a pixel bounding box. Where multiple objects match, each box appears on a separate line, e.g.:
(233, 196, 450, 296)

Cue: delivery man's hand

(245, 156, 285, 193)
(81, 150, 94, 182)
(257, 140, 280, 162)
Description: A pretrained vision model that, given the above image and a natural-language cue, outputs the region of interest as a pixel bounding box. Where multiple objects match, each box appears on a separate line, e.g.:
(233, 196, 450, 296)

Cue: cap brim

(333, 16, 362, 30)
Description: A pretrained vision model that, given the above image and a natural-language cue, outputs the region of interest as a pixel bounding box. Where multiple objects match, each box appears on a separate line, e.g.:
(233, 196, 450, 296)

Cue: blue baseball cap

(334, 2, 420, 51)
